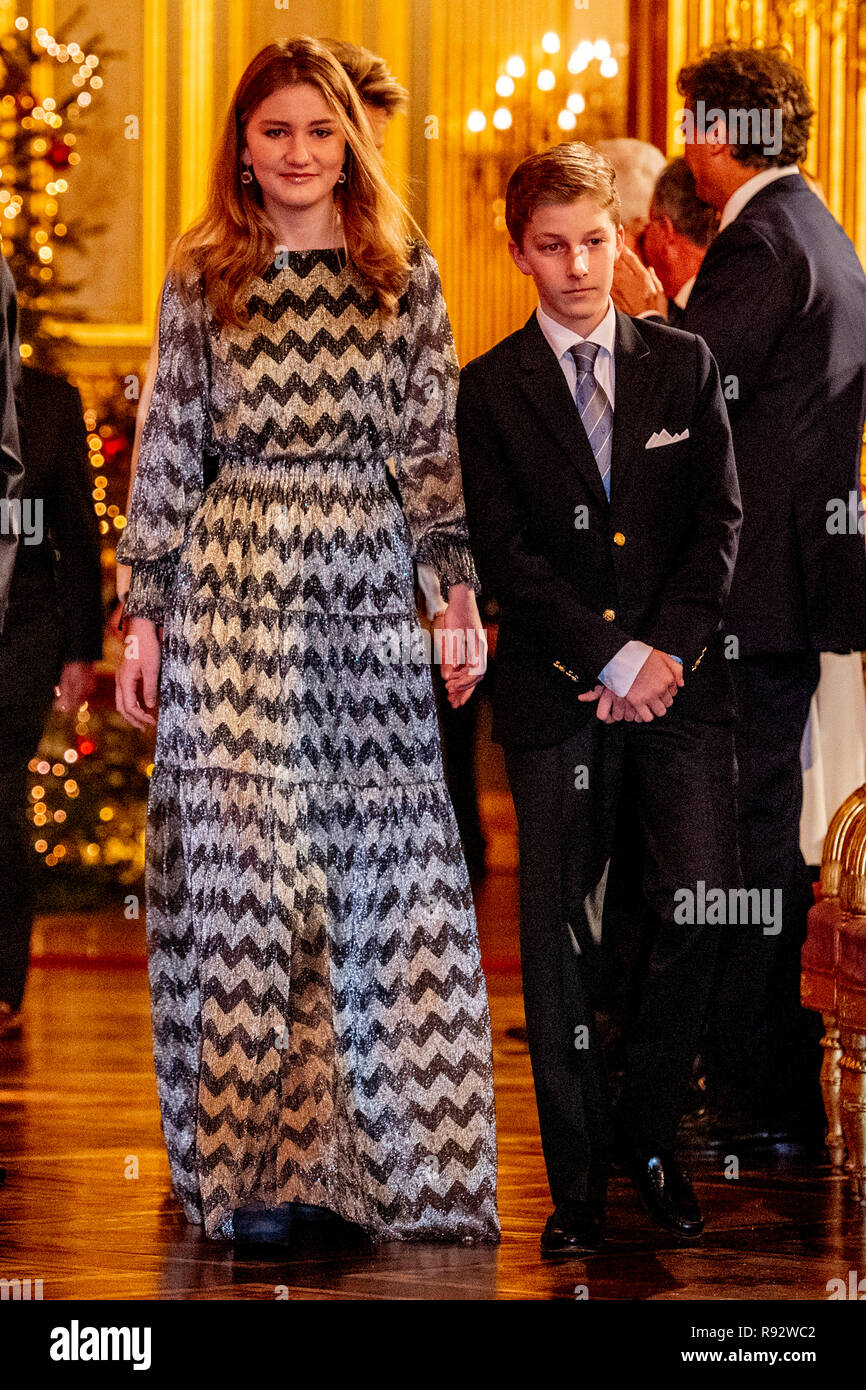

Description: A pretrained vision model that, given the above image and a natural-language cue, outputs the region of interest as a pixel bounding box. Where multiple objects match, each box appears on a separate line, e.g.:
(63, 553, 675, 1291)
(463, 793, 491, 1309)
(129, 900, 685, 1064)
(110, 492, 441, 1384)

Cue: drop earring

(337, 170, 347, 184)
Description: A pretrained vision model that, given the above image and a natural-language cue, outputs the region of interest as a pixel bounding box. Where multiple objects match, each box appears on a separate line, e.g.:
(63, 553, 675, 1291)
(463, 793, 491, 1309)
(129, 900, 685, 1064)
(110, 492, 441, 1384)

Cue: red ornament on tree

(45, 139, 71, 170)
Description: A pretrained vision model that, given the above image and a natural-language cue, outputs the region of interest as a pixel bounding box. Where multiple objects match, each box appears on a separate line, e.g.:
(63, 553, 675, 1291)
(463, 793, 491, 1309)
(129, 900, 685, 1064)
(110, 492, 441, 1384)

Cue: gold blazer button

(613, 532, 625, 546)
(602, 608, 616, 621)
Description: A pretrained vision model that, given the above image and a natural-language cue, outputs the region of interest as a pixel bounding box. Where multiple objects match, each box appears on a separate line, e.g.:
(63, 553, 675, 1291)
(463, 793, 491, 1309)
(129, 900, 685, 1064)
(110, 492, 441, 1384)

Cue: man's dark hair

(651, 158, 718, 248)
(677, 43, 813, 168)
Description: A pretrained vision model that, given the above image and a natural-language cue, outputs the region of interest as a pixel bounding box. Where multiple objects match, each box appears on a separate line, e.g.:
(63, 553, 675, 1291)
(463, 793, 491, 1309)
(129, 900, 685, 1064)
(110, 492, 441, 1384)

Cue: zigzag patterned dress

(115, 238, 500, 1243)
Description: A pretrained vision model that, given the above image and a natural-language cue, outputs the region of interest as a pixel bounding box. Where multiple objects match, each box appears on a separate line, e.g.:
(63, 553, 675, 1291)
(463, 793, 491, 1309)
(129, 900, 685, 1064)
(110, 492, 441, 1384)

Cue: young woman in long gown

(115, 37, 499, 1245)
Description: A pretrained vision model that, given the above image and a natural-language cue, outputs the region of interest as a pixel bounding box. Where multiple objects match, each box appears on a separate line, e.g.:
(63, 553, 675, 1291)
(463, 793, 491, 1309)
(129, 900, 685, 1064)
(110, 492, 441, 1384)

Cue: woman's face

(241, 82, 348, 212)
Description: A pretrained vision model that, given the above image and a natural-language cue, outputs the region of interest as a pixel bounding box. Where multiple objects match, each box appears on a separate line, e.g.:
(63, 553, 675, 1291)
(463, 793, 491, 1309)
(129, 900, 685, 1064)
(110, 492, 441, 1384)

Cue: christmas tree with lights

(2, 9, 150, 910)
(0, 7, 122, 367)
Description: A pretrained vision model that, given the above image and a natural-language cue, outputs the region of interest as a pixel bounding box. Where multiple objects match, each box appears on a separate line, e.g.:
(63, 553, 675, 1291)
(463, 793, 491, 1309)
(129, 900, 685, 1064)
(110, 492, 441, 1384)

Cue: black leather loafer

(540, 1200, 605, 1255)
(627, 1149, 704, 1239)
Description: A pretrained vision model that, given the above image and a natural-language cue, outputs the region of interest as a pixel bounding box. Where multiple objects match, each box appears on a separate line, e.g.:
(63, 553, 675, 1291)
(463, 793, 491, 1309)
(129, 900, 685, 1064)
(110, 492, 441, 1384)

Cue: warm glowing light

(495, 75, 515, 98)
(567, 93, 586, 114)
(505, 56, 526, 79)
(492, 108, 512, 130)
(467, 109, 486, 133)
(557, 110, 577, 131)
(594, 39, 612, 61)
(541, 32, 560, 55)
(600, 57, 618, 78)
(537, 69, 556, 92)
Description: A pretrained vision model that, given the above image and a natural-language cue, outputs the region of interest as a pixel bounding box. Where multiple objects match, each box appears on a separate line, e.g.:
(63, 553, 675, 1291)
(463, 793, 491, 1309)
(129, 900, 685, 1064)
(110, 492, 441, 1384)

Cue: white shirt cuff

(598, 640, 653, 697)
(417, 563, 449, 620)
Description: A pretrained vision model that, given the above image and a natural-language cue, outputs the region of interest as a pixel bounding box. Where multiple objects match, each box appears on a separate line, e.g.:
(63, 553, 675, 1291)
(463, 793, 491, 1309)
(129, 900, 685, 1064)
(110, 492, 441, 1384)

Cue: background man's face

(642, 210, 677, 296)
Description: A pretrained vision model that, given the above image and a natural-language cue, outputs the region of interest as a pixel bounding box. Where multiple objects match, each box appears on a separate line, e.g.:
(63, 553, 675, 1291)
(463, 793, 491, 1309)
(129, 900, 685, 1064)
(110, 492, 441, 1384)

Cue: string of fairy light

(2, 16, 144, 878)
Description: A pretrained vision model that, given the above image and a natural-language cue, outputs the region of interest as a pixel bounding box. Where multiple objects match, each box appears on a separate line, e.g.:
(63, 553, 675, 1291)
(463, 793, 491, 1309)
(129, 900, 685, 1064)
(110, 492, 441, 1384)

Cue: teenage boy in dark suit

(456, 143, 742, 1254)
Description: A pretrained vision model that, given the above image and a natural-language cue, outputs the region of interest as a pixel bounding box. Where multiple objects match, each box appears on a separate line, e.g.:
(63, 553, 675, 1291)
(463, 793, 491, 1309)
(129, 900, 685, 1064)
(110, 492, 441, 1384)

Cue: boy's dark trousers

(504, 708, 739, 1207)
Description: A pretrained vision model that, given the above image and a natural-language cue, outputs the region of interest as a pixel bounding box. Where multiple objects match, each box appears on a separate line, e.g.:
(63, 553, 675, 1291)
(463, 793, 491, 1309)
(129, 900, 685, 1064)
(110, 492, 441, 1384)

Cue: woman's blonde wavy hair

(169, 36, 416, 326)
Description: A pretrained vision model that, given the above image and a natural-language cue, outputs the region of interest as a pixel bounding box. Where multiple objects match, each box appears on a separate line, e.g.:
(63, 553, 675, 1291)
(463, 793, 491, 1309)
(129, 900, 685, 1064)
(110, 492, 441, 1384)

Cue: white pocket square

(645, 428, 690, 449)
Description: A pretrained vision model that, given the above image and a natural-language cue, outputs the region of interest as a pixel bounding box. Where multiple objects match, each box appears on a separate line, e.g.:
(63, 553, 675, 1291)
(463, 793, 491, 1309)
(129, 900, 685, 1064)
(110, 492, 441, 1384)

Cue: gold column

(375, 0, 410, 195)
(227, 0, 249, 94)
(40, 0, 168, 348)
(180, 0, 214, 229)
(339, 0, 364, 45)
(667, 0, 689, 154)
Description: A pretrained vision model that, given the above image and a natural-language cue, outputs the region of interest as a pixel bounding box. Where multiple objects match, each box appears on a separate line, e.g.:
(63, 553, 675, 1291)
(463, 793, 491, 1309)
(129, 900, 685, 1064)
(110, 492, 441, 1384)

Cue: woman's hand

(436, 583, 487, 709)
(115, 615, 162, 730)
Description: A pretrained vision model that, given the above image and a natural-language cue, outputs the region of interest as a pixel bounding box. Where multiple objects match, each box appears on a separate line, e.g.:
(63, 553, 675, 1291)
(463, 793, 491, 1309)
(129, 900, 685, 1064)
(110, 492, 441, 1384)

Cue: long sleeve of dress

(393, 242, 480, 600)
(115, 271, 209, 622)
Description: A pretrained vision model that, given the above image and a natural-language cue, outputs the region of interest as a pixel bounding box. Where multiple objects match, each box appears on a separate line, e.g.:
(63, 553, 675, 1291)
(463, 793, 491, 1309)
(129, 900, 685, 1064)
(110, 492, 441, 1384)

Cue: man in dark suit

(0, 364, 103, 1037)
(456, 142, 742, 1253)
(675, 45, 866, 1136)
(0, 256, 25, 635)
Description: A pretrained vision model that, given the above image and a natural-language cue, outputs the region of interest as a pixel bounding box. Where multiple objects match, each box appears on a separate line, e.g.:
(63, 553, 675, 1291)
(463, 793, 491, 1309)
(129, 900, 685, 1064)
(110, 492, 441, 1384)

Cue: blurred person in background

(0, 255, 24, 638)
(597, 137, 668, 320)
(641, 157, 718, 322)
(0, 359, 103, 1038)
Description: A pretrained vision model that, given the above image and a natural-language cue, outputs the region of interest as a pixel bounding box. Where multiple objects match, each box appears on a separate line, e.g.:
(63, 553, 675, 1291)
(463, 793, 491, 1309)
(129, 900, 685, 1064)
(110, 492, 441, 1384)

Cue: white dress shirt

(536, 297, 617, 406)
(535, 298, 653, 697)
(718, 164, 799, 231)
(674, 273, 696, 309)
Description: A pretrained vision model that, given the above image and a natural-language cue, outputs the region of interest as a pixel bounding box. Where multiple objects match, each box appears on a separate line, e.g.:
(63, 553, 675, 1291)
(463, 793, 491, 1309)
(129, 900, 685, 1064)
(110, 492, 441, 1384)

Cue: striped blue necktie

(569, 341, 613, 499)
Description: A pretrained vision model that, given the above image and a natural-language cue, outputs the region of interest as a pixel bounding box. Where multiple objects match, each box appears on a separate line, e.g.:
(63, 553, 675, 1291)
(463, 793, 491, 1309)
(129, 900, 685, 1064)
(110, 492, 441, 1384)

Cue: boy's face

(510, 196, 624, 334)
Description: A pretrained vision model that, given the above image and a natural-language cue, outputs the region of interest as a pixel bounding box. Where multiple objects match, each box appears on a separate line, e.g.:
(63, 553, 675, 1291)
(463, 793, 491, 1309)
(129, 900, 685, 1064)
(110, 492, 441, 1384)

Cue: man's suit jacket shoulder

(681, 173, 866, 655)
(460, 324, 524, 388)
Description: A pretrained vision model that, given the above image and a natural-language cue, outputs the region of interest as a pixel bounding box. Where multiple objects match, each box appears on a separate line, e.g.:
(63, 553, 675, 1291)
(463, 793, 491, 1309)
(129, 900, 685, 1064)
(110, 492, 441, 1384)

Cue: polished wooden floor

(2, 877, 866, 1301)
